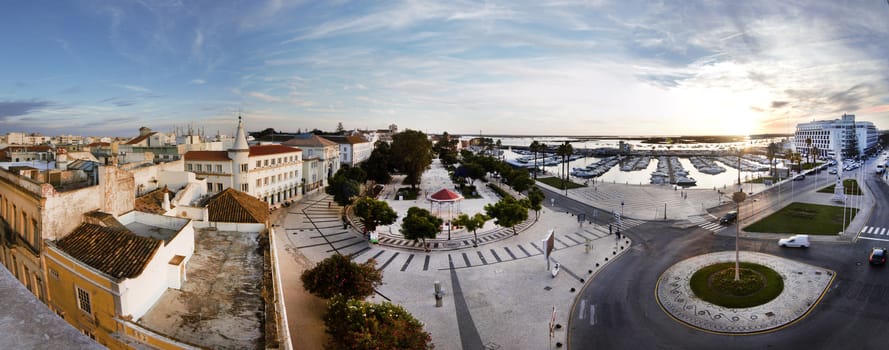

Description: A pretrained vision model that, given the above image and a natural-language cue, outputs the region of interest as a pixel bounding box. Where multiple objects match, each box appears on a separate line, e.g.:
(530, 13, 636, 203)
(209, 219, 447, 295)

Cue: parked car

(719, 211, 738, 224)
(778, 234, 810, 248)
(793, 174, 806, 181)
(869, 247, 887, 265)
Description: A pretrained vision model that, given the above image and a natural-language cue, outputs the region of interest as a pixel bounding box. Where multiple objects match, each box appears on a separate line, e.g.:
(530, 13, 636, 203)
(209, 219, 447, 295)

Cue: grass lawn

(537, 176, 584, 189)
(744, 202, 858, 235)
(817, 179, 863, 195)
(395, 187, 420, 200)
(747, 176, 779, 184)
(457, 185, 483, 199)
(690, 262, 783, 308)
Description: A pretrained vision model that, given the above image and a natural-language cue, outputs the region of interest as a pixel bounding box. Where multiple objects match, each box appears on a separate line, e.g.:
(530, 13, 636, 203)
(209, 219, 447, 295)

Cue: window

(216, 183, 223, 191)
(264, 159, 269, 167)
(256, 179, 262, 188)
(187, 164, 193, 171)
(49, 268, 59, 280)
(264, 177, 269, 185)
(76, 287, 92, 315)
(241, 163, 248, 172)
(241, 184, 249, 192)
(207, 182, 213, 191)
(256, 161, 261, 168)
(216, 165, 222, 173)
(271, 158, 276, 165)
(196, 164, 202, 172)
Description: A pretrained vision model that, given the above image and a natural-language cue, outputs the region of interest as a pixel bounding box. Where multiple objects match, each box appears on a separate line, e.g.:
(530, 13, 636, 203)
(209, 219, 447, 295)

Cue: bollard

(434, 281, 444, 307)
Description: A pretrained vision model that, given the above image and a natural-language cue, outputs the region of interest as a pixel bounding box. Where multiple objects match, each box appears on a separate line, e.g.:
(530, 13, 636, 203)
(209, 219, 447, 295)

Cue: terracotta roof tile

(282, 135, 338, 147)
(56, 223, 161, 280)
(184, 150, 230, 161)
(429, 188, 464, 201)
(248, 145, 301, 157)
(135, 188, 175, 214)
(125, 132, 157, 145)
(202, 188, 269, 223)
(321, 135, 369, 145)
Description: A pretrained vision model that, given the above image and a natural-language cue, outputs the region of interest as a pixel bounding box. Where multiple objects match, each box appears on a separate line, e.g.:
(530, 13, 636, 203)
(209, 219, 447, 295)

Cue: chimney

(163, 191, 171, 212)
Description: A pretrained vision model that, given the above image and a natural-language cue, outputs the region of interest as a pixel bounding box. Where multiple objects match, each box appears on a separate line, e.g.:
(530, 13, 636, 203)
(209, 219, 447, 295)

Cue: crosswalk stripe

(881, 228, 888, 235)
(865, 226, 874, 234)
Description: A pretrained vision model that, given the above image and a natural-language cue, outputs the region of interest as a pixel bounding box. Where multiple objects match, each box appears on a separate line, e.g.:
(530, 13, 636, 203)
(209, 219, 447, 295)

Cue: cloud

(770, 101, 789, 108)
(248, 92, 282, 103)
(118, 84, 152, 93)
(190, 79, 206, 85)
(0, 100, 54, 119)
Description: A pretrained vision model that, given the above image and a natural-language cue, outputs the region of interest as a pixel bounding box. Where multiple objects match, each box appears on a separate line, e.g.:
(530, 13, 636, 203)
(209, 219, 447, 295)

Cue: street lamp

(619, 200, 624, 234)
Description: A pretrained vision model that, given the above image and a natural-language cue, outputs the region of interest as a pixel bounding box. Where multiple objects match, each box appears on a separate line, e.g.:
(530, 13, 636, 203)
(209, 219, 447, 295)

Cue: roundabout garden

(689, 262, 783, 308)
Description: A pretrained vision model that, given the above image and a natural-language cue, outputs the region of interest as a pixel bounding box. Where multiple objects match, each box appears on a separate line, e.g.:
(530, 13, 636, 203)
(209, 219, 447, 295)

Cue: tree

(336, 122, 345, 134)
(789, 152, 802, 173)
(433, 131, 459, 165)
(556, 142, 574, 193)
(353, 197, 398, 234)
(363, 141, 392, 184)
(344, 167, 368, 184)
(805, 137, 812, 164)
(766, 142, 779, 177)
(390, 129, 433, 190)
(452, 213, 488, 247)
(463, 162, 486, 187)
(327, 173, 361, 206)
(529, 140, 542, 179)
(325, 296, 433, 350)
(401, 207, 442, 252)
(300, 254, 382, 300)
(484, 196, 529, 235)
(527, 186, 545, 221)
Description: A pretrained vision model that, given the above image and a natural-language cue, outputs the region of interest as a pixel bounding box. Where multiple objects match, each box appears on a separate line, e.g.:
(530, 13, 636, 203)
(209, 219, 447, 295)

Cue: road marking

(882, 228, 888, 235)
(860, 236, 889, 242)
(590, 304, 596, 326)
(579, 299, 586, 320)
(864, 226, 874, 234)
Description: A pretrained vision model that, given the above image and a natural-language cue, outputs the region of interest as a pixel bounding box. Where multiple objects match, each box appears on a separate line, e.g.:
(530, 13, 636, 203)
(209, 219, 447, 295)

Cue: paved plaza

(270, 157, 873, 349)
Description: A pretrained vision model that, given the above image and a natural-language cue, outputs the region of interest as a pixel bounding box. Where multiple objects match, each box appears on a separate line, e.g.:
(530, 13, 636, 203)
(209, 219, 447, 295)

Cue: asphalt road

(554, 172, 889, 349)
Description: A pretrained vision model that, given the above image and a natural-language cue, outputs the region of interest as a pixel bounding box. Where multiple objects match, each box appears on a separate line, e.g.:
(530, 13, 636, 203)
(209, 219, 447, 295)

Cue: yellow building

(44, 211, 195, 349)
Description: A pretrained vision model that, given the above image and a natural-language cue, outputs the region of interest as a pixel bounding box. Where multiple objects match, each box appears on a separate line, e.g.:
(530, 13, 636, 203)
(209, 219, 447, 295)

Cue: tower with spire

(228, 115, 250, 191)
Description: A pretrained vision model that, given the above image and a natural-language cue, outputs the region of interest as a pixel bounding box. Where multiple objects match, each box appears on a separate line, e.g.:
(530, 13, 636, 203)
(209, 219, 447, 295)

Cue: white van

(778, 234, 810, 248)
(877, 164, 885, 174)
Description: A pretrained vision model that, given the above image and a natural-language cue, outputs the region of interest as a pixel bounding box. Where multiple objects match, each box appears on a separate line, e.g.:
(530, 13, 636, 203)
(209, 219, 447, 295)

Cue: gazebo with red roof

(427, 188, 464, 220)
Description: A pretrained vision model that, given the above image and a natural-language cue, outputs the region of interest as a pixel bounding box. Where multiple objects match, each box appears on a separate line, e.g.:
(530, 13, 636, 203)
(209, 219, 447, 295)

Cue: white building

(184, 117, 303, 206)
(321, 135, 372, 168)
(794, 113, 879, 159)
(282, 134, 341, 184)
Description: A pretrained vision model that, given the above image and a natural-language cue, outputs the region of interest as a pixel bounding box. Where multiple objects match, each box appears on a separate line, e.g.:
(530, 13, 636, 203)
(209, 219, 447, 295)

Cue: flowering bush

(325, 296, 433, 350)
(301, 254, 382, 300)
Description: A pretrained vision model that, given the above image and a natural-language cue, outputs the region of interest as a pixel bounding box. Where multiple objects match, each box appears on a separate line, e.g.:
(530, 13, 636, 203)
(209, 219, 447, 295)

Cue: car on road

(719, 211, 738, 224)
(778, 234, 810, 248)
(869, 248, 887, 265)
(829, 169, 838, 175)
(793, 174, 806, 181)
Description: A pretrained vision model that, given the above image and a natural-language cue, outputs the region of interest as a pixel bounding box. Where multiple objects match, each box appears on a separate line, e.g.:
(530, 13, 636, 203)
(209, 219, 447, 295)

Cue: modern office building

(794, 113, 878, 159)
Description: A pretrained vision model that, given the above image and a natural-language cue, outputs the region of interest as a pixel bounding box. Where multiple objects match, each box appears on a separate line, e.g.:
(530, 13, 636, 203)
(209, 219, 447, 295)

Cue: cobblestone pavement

(656, 251, 834, 334)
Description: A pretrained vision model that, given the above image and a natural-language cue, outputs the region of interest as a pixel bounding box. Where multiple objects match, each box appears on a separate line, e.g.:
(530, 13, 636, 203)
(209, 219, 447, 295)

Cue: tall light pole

(732, 190, 747, 281)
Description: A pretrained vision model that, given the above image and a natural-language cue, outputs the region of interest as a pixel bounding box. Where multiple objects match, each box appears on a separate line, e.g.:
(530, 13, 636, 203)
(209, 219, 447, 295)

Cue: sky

(1, 0, 888, 138)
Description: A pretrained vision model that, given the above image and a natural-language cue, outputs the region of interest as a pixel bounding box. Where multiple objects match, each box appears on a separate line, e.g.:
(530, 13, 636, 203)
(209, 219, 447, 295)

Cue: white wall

(194, 221, 265, 233)
(119, 217, 194, 319)
(159, 170, 194, 192)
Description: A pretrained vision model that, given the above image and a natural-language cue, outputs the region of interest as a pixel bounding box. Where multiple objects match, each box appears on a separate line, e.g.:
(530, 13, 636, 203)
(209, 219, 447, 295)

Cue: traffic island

(656, 251, 834, 334)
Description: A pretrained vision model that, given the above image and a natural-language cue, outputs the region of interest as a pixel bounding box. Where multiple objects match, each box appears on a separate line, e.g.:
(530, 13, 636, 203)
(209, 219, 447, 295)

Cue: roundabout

(656, 251, 834, 334)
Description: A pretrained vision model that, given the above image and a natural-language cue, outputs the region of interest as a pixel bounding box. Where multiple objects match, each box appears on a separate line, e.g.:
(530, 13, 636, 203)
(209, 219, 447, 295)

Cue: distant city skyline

(1, 1, 888, 137)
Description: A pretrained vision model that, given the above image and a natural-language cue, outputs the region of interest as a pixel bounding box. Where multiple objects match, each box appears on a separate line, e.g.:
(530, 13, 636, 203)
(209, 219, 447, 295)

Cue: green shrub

(325, 296, 434, 350)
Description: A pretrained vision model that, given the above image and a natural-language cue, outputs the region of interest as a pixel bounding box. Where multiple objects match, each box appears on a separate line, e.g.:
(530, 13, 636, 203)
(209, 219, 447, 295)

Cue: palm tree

(790, 152, 802, 173)
(766, 142, 778, 177)
(805, 137, 812, 165)
(556, 142, 573, 194)
(529, 140, 541, 179)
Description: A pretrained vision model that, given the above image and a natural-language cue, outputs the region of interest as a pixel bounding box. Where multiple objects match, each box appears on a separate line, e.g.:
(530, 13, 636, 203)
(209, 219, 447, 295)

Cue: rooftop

(282, 134, 338, 148)
(55, 223, 161, 280)
(201, 188, 269, 224)
(136, 228, 264, 350)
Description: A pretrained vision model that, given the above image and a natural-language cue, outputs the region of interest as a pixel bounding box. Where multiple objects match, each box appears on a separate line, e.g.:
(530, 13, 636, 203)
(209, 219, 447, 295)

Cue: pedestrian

(328, 201, 331, 208)
(609, 224, 612, 235)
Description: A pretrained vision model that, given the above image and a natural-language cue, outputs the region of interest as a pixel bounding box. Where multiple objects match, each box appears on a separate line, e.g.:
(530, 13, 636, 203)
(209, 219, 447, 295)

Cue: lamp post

(620, 200, 624, 234)
(732, 191, 747, 281)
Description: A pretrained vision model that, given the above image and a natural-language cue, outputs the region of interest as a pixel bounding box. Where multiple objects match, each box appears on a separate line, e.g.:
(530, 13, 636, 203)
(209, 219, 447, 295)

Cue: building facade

(282, 134, 340, 185)
(184, 118, 303, 206)
(794, 113, 879, 159)
(321, 135, 371, 168)
(0, 162, 135, 304)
